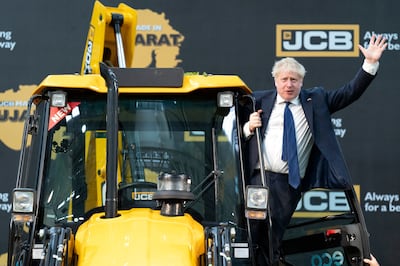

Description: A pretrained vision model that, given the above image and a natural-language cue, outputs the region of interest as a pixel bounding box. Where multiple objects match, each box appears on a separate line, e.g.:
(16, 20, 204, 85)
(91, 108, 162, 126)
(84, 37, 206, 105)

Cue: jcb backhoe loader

(7, 1, 372, 265)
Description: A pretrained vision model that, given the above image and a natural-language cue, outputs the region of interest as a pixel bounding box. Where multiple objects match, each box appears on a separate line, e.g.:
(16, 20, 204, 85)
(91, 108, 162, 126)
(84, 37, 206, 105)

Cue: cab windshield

(40, 95, 243, 227)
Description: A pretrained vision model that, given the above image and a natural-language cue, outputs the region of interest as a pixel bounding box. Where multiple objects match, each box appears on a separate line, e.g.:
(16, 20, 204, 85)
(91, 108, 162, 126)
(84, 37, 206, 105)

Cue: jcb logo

(82, 26, 95, 74)
(276, 24, 359, 57)
(293, 185, 361, 218)
(132, 192, 154, 201)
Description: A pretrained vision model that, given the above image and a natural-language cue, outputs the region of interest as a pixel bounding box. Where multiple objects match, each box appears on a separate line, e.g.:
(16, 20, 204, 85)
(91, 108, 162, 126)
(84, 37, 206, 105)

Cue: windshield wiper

(184, 169, 223, 210)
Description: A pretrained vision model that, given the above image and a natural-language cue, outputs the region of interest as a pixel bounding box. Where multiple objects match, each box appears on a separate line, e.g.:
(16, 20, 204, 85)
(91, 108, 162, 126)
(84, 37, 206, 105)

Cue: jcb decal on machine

(294, 186, 360, 218)
(83, 25, 95, 74)
(83, 40, 93, 74)
(132, 192, 154, 201)
(276, 24, 359, 57)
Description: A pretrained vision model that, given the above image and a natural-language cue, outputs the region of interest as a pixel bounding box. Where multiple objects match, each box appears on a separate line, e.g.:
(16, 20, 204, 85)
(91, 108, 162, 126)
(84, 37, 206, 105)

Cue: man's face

(274, 71, 303, 101)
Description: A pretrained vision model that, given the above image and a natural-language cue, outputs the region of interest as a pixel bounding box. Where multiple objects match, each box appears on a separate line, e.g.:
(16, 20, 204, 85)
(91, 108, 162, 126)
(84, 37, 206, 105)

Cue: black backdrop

(0, 0, 399, 265)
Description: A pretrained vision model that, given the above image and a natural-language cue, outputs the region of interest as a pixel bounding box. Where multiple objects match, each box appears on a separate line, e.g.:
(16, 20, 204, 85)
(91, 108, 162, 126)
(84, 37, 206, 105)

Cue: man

(242, 35, 387, 264)
(364, 254, 380, 266)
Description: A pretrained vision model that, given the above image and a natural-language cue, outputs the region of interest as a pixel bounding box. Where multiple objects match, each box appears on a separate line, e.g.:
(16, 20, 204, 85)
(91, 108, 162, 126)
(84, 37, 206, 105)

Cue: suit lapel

(300, 91, 314, 134)
(260, 91, 276, 134)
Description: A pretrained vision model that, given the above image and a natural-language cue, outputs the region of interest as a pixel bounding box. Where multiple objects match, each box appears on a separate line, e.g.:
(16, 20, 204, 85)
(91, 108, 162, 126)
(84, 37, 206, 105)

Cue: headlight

(49, 91, 67, 107)
(217, 91, 234, 108)
(13, 189, 35, 213)
(245, 186, 268, 220)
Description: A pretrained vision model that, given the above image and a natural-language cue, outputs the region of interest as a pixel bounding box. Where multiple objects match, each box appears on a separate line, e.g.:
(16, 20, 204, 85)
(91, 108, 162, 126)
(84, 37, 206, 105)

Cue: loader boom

(81, 1, 137, 74)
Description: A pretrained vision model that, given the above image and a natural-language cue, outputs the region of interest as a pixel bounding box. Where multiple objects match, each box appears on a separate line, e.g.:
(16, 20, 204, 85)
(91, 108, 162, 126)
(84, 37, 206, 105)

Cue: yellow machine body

(80, 1, 137, 74)
(74, 209, 205, 265)
(8, 1, 251, 266)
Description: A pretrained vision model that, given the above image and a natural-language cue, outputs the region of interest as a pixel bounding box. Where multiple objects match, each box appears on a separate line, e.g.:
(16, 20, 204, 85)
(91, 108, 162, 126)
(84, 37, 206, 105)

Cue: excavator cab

(8, 2, 255, 265)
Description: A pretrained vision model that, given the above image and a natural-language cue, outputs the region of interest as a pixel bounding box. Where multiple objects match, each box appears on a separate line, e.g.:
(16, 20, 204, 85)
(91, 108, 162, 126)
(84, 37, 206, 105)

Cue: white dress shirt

(243, 95, 313, 177)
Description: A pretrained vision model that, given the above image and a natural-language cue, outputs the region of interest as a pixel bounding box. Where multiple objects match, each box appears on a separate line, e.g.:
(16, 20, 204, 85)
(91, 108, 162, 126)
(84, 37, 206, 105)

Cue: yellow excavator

(7, 1, 372, 265)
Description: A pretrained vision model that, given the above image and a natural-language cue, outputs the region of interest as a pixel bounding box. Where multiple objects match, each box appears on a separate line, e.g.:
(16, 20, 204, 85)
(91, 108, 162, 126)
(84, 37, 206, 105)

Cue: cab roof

(34, 67, 252, 95)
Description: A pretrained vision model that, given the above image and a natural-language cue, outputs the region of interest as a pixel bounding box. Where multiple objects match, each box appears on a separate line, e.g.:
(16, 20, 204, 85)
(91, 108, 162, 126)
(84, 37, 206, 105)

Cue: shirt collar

(277, 94, 300, 105)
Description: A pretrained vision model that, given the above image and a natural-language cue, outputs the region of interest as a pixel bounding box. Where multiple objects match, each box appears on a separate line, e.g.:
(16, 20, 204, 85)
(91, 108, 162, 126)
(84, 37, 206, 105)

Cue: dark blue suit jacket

(244, 69, 376, 191)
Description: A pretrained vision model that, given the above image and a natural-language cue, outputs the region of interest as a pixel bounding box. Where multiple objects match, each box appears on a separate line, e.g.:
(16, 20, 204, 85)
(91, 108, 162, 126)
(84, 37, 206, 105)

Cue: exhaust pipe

(100, 63, 119, 218)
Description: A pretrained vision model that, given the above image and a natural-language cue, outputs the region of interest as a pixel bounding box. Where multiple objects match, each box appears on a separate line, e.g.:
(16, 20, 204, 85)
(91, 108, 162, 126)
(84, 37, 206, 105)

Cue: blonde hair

(271, 57, 306, 79)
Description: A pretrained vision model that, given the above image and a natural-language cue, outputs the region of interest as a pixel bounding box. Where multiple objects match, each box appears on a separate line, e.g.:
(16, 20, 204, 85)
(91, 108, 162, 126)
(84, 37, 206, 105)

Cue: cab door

(281, 187, 370, 266)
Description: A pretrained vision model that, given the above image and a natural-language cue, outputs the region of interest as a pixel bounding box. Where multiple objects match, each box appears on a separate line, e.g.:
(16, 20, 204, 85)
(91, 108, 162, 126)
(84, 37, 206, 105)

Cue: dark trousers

(249, 170, 301, 265)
